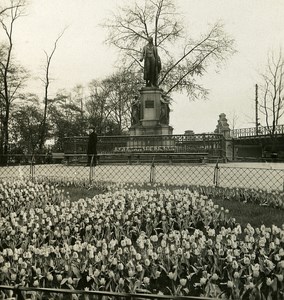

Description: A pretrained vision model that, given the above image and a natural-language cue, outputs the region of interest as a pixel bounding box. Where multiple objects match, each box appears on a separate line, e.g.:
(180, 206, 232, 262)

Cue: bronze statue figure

(140, 36, 161, 87)
(160, 93, 171, 125)
(131, 96, 141, 125)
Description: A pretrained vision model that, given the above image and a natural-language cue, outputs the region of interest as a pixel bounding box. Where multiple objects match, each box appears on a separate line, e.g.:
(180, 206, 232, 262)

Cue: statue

(131, 96, 141, 125)
(160, 93, 171, 124)
(140, 36, 161, 87)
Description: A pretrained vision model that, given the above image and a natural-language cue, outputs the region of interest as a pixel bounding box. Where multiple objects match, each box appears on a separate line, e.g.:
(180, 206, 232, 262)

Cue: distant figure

(87, 126, 97, 166)
(140, 36, 161, 87)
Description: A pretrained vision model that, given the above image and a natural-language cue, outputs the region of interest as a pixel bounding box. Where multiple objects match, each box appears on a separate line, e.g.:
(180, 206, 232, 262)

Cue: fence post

(30, 155, 35, 181)
(213, 160, 220, 187)
(89, 155, 96, 185)
(150, 157, 156, 184)
(14, 285, 24, 300)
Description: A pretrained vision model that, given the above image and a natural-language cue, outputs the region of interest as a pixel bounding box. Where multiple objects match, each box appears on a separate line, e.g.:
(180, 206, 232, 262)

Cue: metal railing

(0, 285, 217, 300)
(63, 133, 225, 158)
(230, 124, 284, 138)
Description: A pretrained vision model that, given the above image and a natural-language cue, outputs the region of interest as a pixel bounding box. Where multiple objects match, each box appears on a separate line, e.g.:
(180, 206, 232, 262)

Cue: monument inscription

(145, 100, 155, 108)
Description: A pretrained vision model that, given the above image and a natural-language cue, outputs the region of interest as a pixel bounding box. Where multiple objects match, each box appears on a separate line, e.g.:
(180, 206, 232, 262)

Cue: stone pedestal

(128, 87, 174, 148)
(141, 88, 161, 128)
(129, 87, 173, 136)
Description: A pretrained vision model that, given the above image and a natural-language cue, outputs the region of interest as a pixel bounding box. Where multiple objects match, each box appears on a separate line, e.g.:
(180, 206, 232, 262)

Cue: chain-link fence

(0, 154, 283, 192)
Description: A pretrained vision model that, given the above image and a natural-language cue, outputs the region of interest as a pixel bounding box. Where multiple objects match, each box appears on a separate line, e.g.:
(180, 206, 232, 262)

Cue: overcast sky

(4, 0, 284, 134)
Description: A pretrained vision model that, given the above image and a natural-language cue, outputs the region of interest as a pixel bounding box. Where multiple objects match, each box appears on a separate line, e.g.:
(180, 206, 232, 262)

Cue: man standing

(87, 126, 97, 166)
(140, 36, 161, 87)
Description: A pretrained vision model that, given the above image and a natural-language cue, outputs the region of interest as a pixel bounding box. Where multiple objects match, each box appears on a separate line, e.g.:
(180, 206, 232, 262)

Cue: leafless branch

(259, 49, 284, 137)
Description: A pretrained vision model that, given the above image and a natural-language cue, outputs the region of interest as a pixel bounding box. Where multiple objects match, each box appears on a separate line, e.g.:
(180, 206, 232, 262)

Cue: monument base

(129, 123, 173, 136)
(128, 124, 174, 149)
(127, 87, 174, 149)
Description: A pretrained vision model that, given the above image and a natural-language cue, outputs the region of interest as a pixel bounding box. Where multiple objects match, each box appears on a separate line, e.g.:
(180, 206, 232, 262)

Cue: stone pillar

(214, 113, 230, 137)
(214, 113, 232, 161)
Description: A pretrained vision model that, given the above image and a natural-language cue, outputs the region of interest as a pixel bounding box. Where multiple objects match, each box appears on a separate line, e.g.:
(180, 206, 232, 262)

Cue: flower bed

(0, 180, 283, 299)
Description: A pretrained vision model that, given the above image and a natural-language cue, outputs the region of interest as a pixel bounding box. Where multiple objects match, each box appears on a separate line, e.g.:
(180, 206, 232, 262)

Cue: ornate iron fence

(63, 133, 225, 158)
(230, 124, 284, 138)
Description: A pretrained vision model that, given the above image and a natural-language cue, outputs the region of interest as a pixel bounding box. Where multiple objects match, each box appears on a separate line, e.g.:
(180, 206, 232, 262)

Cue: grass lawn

(213, 197, 284, 228)
(64, 185, 284, 229)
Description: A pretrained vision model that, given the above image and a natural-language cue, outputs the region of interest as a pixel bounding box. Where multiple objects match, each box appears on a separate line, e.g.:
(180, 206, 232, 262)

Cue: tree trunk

(1, 110, 9, 164)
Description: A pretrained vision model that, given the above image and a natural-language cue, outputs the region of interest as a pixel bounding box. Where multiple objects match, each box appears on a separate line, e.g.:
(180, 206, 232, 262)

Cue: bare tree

(259, 50, 284, 139)
(228, 110, 239, 131)
(103, 0, 235, 98)
(73, 84, 85, 120)
(86, 69, 139, 134)
(0, 0, 27, 162)
(86, 80, 112, 134)
(0, 6, 15, 16)
(103, 70, 138, 132)
(0, 0, 25, 16)
(38, 29, 66, 152)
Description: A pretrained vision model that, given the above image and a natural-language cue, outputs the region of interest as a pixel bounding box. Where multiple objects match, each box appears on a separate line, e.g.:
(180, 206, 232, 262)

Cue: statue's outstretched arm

(140, 47, 145, 62)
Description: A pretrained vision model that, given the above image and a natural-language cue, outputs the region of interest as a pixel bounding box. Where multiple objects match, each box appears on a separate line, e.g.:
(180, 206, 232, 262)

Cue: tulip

(232, 260, 238, 269)
(150, 235, 158, 242)
(119, 278, 124, 286)
(117, 262, 124, 271)
(47, 273, 53, 281)
(56, 274, 63, 282)
(145, 259, 151, 266)
(155, 270, 161, 278)
(243, 257, 250, 265)
(136, 264, 143, 272)
(33, 280, 39, 287)
(180, 278, 187, 286)
(274, 254, 281, 261)
(143, 277, 150, 285)
(168, 272, 175, 280)
(227, 255, 233, 263)
(19, 269, 26, 276)
(10, 273, 17, 281)
(276, 274, 283, 282)
(266, 278, 273, 286)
